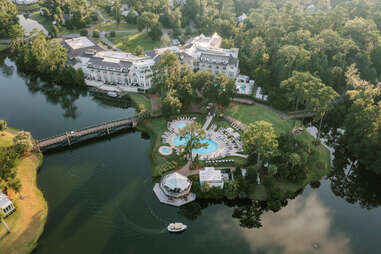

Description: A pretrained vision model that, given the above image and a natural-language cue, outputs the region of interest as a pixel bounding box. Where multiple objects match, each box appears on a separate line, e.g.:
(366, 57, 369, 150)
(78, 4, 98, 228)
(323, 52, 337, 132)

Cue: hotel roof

(65, 37, 95, 50)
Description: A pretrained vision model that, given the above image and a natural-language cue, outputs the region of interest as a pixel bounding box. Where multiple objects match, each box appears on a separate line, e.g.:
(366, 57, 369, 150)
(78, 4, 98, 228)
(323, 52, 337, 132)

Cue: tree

(13, 131, 34, 155)
(0, 148, 20, 194)
(201, 73, 236, 108)
(93, 29, 100, 38)
(137, 12, 159, 32)
(113, 0, 122, 25)
(134, 45, 145, 56)
(160, 34, 171, 47)
(0, 0, 19, 38)
(0, 120, 6, 131)
(80, 29, 88, 36)
(341, 65, 381, 175)
(243, 121, 278, 171)
(162, 89, 182, 115)
(126, 9, 138, 24)
(281, 71, 324, 112)
(178, 122, 208, 166)
(310, 83, 339, 140)
(148, 23, 163, 41)
(136, 104, 149, 119)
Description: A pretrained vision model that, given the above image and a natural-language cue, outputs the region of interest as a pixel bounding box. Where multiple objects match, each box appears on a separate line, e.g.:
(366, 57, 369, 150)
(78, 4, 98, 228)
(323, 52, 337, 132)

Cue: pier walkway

(35, 116, 138, 151)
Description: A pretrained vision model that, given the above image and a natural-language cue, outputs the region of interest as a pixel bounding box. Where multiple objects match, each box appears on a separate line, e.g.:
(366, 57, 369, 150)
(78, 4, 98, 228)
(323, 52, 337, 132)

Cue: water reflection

(216, 193, 352, 254)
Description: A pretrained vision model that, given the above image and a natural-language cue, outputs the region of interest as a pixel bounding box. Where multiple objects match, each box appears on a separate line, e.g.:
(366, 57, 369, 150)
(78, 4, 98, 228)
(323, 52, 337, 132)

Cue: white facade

(199, 167, 224, 189)
(14, 0, 38, 4)
(238, 13, 248, 23)
(235, 75, 255, 95)
(66, 33, 252, 92)
(0, 192, 15, 216)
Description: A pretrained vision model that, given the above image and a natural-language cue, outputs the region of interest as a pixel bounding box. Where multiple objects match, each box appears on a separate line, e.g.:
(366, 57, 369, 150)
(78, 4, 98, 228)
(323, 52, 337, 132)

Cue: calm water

(1, 57, 381, 254)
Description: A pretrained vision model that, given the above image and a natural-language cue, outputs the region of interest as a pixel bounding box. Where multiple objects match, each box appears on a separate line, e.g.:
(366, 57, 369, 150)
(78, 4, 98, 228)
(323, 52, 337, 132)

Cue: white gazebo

(0, 191, 15, 216)
(199, 167, 224, 189)
(153, 172, 196, 206)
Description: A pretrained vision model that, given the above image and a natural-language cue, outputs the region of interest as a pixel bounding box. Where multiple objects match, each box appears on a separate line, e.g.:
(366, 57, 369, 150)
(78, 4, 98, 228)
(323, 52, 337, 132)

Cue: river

(0, 56, 380, 254)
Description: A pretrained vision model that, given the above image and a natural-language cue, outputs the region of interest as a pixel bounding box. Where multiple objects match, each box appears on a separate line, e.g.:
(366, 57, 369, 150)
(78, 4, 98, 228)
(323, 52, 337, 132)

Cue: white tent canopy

(199, 167, 223, 183)
(162, 172, 190, 191)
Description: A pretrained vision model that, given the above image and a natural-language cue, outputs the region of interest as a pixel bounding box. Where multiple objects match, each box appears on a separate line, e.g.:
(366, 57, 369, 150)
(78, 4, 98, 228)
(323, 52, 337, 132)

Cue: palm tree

(178, 122, 208, 167)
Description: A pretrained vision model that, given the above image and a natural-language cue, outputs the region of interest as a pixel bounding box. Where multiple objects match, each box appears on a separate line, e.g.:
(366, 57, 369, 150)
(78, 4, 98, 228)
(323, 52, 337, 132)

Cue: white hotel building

(64, 33, 254, 94)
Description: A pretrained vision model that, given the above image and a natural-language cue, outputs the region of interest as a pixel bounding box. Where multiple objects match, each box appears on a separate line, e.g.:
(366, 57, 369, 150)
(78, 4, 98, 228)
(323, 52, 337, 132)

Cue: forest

(126, 0, 381, 176)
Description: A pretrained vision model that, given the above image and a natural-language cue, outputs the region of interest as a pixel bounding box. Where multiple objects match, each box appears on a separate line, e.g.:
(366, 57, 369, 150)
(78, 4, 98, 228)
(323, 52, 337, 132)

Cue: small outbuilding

(0, 191, 15, 217)
(153, 172, 196, 206)
(199, 167, 224, 189)
(237, 13, 248, 23)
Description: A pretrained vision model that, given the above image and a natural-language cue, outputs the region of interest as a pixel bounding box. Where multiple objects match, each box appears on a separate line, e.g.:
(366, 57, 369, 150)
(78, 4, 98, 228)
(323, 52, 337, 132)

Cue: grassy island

(0, 127, 47, 254)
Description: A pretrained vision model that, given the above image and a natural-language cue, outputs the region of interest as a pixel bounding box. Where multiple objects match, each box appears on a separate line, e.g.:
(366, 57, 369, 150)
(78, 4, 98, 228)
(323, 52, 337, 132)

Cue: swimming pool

(176, 122, 187, 130)
(173, 136, 219, 154)
(240, 85, 246, 93)
(159, 146, 172, 156)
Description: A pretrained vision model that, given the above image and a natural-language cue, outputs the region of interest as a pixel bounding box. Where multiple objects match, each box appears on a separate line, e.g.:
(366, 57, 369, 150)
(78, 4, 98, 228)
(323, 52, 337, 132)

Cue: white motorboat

(167, 222, 187, 233)
(107, 91, 118, 97)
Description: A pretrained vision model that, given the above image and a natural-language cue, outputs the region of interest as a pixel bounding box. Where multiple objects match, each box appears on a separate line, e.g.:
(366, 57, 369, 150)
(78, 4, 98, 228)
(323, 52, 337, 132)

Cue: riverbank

(0, 128, 47, 254)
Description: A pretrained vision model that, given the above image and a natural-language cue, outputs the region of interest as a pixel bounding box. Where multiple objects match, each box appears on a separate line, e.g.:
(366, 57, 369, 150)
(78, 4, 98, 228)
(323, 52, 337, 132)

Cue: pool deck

(153, 184, 196, 207)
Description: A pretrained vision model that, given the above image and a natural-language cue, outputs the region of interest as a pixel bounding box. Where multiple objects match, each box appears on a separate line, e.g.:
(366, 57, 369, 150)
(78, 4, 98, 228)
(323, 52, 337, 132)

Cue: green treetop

(243, 121, 278, 171)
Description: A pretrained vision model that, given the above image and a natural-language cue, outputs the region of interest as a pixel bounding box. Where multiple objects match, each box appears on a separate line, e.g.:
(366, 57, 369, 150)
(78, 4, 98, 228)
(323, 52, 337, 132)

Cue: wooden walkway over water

(35, 116, 138, 151)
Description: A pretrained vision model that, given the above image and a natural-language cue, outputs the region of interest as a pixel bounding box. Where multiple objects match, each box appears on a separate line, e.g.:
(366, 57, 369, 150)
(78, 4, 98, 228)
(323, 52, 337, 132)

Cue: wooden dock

(35, 116, 138, 151)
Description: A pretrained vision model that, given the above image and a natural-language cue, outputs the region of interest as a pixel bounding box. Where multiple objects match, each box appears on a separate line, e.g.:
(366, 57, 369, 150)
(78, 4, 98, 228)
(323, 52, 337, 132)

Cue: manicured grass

(0, 130, 47, 254)
(0, 129, 14, 147)
(29, 12, 53, 34)
(97, 22, 137, 31)
(225, 102, 332, 200)
(225, 103, 294, 135)
(0, 44, 9, 52)
(138, 117, 187, 177)
(127, 93, 151, 112)
(29, 12, 81, 35)
(109, 32, 162, 52)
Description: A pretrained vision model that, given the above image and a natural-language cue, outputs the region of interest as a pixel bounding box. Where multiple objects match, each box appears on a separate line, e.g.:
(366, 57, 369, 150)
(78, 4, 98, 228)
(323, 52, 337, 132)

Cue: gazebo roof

(162, 172, 190, 191)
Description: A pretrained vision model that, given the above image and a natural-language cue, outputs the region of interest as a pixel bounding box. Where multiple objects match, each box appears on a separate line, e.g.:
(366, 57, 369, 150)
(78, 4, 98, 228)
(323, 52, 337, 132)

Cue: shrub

(0, 120, 6, 131)
(80, 29, 88, 36)
(13, 131, 33, 155)
(93, 29, 100, 38)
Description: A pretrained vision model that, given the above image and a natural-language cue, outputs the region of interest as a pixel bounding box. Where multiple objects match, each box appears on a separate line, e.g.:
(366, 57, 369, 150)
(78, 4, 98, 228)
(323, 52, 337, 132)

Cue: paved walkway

(223, 114, 248, 131)
(175, 161, 200, 177)
(202, 114, 214, 130)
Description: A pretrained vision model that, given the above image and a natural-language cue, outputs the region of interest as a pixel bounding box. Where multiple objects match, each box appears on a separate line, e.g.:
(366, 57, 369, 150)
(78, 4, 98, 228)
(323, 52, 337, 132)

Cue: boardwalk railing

(36, 116, 139, 150)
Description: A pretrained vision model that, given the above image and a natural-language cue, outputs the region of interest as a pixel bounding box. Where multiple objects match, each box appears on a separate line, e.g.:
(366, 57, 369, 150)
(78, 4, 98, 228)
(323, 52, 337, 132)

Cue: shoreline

(0, 128, 48, 254)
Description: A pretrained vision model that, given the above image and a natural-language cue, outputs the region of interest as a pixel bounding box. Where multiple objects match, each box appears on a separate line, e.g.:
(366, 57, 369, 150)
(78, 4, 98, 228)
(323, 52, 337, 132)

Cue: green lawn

(225, 103, 332, 200)
(127, 93, 151, 112)
(97, 22, 137, 32)
(109, 32, 162, 52)
(225, 103, 294, 135)
(29, 12, 54, 34)
(0, 44, 8, 52)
